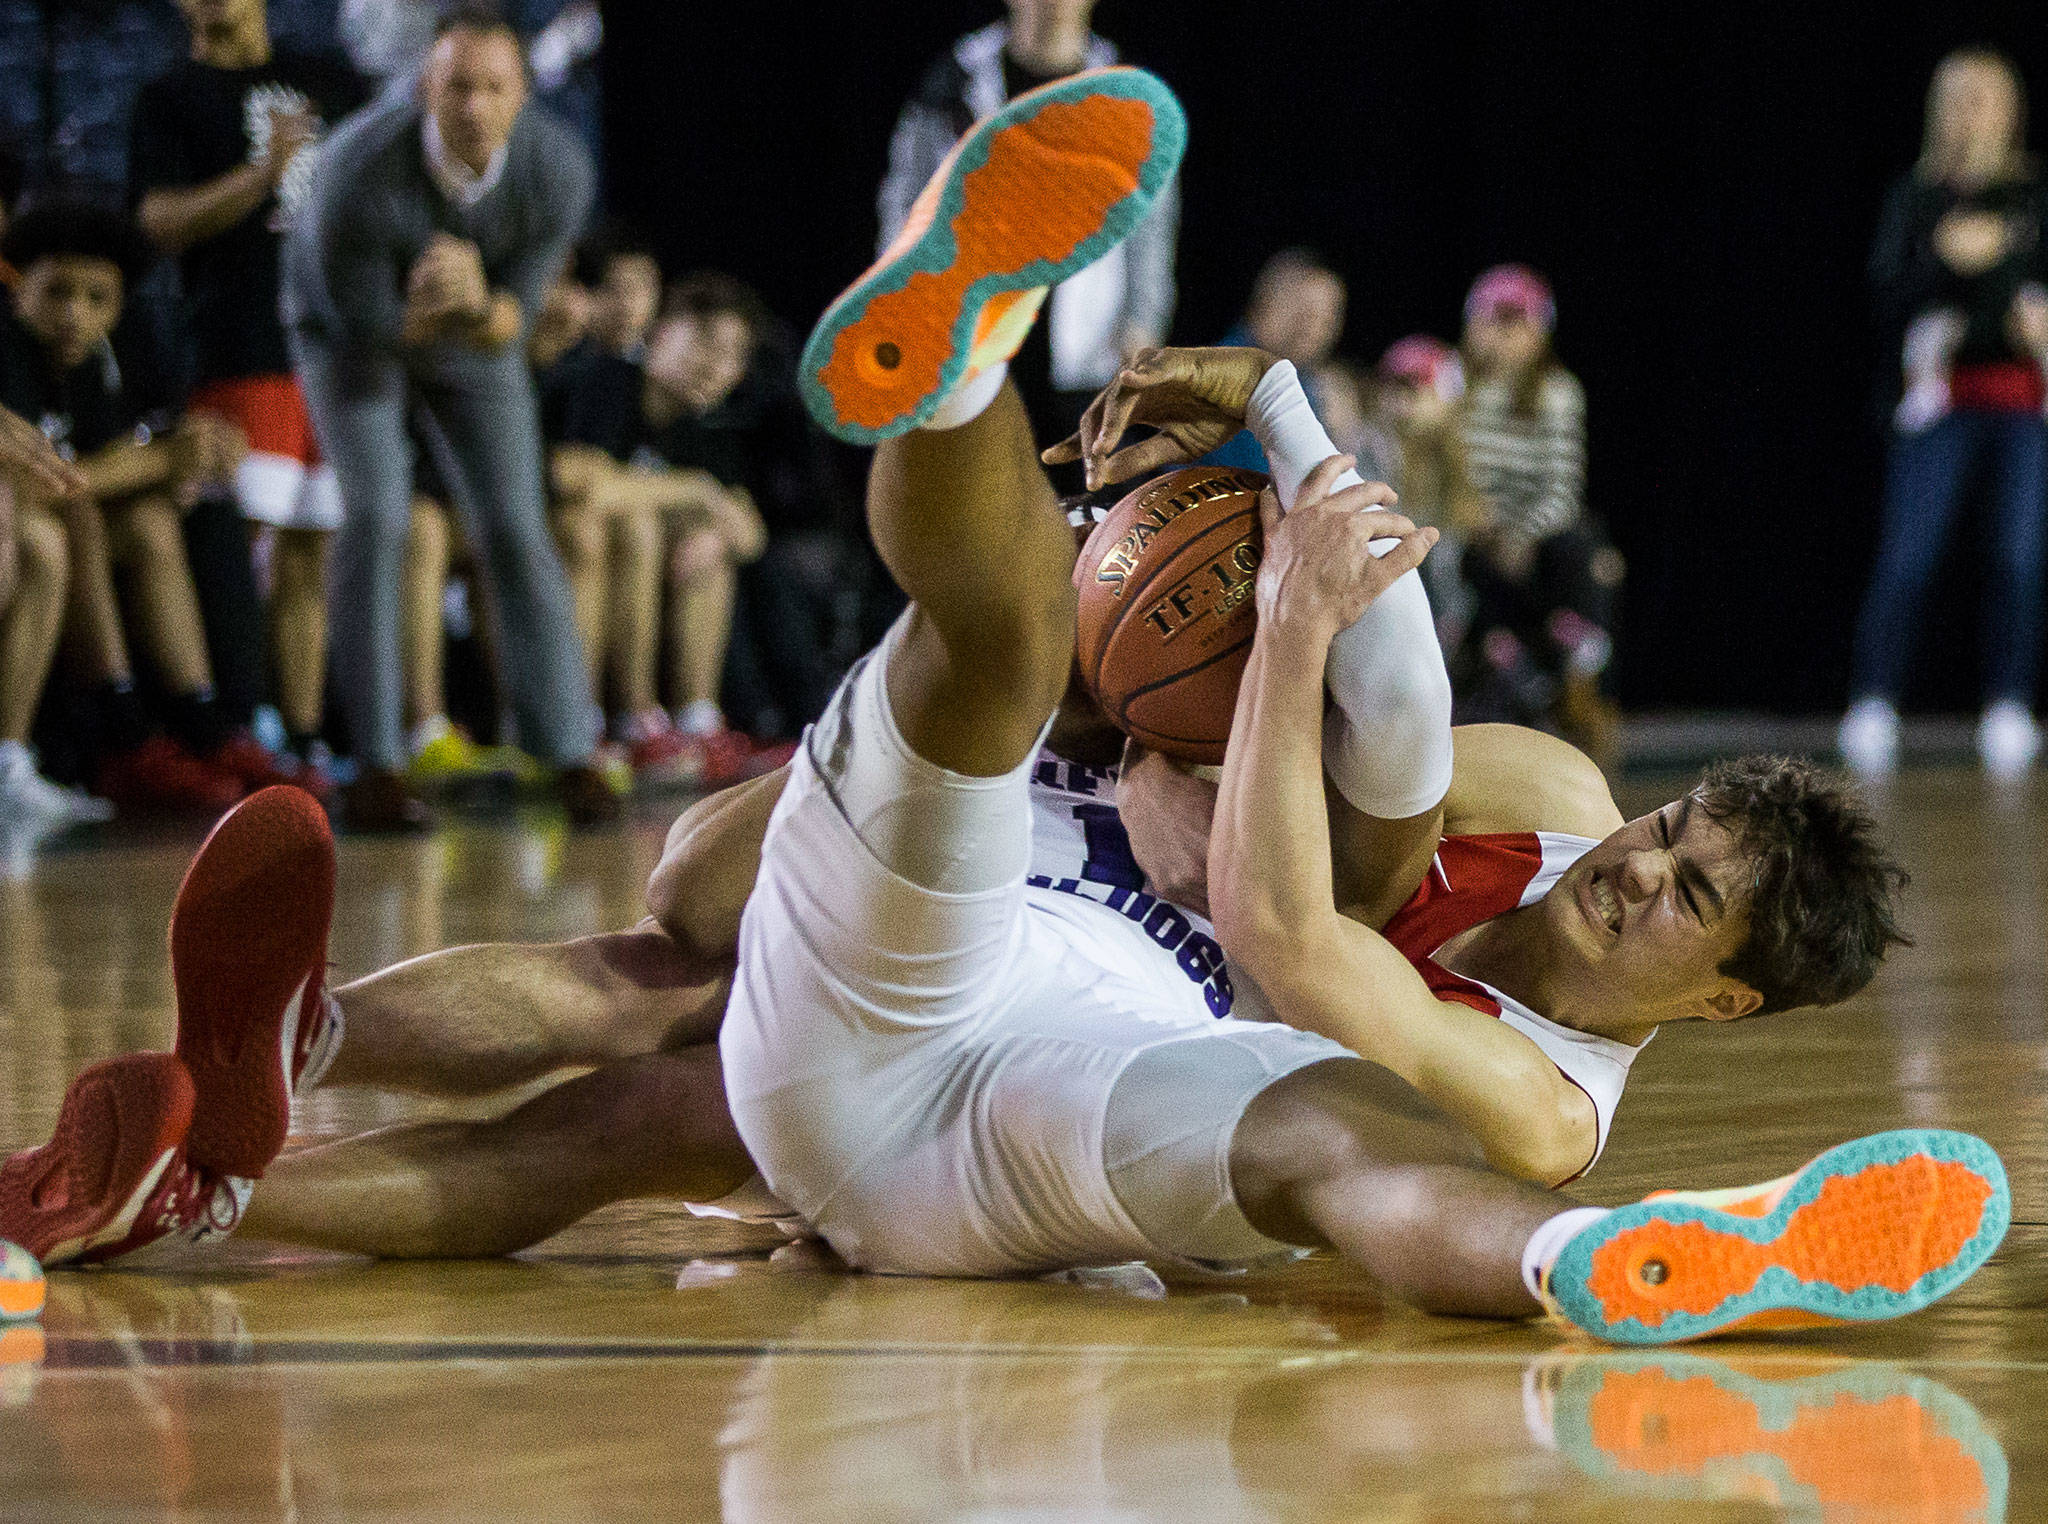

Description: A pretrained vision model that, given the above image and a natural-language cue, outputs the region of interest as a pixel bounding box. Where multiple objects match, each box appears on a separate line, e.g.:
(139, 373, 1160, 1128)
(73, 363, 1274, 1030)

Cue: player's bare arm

(1209, 473, 1599, 1187)
(1442, 723, 1625, 839)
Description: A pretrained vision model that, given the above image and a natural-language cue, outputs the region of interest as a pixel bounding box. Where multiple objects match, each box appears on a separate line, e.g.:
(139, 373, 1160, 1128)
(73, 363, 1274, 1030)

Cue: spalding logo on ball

(1078, 465, 1268, 764)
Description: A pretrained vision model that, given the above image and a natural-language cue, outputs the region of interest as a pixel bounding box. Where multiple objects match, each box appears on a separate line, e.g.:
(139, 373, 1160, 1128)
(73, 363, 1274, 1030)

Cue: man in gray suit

(284, 2, 616, 830)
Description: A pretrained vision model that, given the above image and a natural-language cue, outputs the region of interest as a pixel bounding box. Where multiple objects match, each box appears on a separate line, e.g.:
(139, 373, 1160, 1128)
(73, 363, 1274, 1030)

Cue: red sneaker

(205, 732, 302, 793)
(96, 735, 245, 815)
(0, 1054, 246, 1267)
(623, 712, 701, 787)
(170, 786, 337, 1178)
(691, 726, 794, 791)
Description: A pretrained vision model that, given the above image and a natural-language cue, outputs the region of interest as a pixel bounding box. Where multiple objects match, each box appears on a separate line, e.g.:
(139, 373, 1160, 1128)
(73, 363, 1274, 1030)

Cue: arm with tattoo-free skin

(1207, 463, 1598, 1187)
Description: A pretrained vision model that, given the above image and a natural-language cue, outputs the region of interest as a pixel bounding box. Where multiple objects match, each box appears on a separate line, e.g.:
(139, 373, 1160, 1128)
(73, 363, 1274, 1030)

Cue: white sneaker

(1838, 698, 1900, 777)
(0, 741, 114, 824)
(1977, 700, 2040, 781)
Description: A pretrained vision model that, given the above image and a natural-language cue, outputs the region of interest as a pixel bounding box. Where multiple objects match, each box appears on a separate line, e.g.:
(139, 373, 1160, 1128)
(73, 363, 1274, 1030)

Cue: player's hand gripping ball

(1077, 465, 1268, 763)
(0, 1240, 45, 1322)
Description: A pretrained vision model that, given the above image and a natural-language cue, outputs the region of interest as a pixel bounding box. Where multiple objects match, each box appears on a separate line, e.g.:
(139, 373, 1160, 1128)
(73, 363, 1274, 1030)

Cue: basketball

(1077, 465, 1269, 763)
(0, 1241, 43, 1323)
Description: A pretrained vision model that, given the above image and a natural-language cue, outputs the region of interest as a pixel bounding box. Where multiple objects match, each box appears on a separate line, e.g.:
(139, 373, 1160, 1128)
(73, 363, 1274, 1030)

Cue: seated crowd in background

(0, 0, 1624, 849)
(1209, 248, 1623, 765)
(0, 0, 867, 844)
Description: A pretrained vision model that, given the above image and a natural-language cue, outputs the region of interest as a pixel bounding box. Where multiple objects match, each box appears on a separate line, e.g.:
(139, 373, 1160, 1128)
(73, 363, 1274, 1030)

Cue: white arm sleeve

(1245, 361, 1454, 820)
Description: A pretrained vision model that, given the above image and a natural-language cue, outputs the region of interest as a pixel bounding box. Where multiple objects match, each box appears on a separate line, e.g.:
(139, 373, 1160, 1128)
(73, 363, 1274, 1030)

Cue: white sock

(409, 714, 453, 758)
(921, 360, 1007, 431)
(1519, 1205, 1609, 1302)
(1246, 361, 1454, 819)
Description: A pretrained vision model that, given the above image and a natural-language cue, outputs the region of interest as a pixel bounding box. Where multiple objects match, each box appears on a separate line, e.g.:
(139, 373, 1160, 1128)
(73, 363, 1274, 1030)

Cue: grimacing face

(17, 256, 125, 372)
(1537, 794, 1764, 1029)
(426, 27, 527, 174)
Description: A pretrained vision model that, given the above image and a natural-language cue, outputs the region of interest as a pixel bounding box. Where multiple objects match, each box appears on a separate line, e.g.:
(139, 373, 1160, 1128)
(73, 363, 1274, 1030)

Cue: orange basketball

(1076, 465, 1268, 764)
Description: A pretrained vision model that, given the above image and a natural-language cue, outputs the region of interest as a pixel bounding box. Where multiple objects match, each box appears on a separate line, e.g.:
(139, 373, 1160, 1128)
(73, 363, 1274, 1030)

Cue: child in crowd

(1453, 264, 1623, 766)
(545, 268, 775, 788)
(0, 197, 291, 813)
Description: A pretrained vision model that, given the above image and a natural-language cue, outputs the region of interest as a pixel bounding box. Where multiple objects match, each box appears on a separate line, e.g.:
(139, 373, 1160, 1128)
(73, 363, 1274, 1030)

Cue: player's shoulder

(1443, 723, 1624, 839)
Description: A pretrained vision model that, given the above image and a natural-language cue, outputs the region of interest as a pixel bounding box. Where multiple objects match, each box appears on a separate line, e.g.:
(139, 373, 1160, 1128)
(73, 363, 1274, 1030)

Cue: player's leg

(241, 1047, 751, 1257)
(321, 928, 728, 1096)
(318, 768, 782, 1095)
(869, 384, 1077, 776)
(1231, 1059, 2009, 1342)
(807, 66, 1187, 776)
(1230, 1057, 1553, 1317)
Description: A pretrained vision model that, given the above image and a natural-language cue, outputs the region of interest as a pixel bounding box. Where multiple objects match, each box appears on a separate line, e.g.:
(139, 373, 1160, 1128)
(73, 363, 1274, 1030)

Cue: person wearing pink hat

(1453, 264, 1623, 766)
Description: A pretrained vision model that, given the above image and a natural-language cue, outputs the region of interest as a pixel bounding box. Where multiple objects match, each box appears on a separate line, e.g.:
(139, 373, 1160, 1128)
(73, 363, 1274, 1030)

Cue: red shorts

(188, 375, 340, 531)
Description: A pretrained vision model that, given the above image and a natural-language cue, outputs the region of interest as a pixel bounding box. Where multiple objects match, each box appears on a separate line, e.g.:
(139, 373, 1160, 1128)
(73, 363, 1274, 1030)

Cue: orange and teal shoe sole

(1550, 1130, 2009, 1345)
(800, 66, 1185, 444)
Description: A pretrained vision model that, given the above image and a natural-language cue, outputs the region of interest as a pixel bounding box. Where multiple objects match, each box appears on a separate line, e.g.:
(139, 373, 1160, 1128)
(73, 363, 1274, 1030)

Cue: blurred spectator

(1453, 263, 1622, 765)
(281, 6, 614, 831)
(570, 220, 658, 361)
(526, 256, 589, 370)
(1, 196, 288, 814)
(1842, 48, 2048, 780)
(0, 420, 108, 828)
(548, 272, 781, 786)
(131, 0, 368, 789)
(339, 0, 603, 172)
(1205, 247, 1347, 475)
(1340, 334, 1477, 648)
(879, 0, 1178, 457)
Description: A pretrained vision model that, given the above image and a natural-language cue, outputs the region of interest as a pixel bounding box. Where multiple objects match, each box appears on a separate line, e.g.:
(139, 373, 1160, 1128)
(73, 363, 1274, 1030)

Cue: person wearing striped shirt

(1453, 265, 1621, 765)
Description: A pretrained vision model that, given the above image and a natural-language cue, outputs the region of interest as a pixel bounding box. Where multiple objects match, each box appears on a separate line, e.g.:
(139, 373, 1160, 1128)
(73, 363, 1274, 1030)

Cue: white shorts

(719, 620, 1349, 1277)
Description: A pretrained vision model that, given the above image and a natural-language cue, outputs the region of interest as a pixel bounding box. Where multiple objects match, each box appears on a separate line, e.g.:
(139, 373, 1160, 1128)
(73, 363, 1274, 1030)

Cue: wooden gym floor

(0, 767, 2042, 1521)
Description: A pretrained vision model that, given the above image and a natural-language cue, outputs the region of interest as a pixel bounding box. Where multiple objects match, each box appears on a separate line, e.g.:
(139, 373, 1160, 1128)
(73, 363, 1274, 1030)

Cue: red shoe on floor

(0, 1054, 247, 1267)
(691, 726, 794, 791)
(205, 731, 304, 794)
(170, 786, 337, 1178)
(96, 735, 245, 815)
(622, 711, 701, 787)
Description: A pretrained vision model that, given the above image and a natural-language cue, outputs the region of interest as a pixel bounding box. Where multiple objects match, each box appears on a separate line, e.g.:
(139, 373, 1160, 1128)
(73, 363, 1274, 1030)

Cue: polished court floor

(1, 767, 2044, 1521)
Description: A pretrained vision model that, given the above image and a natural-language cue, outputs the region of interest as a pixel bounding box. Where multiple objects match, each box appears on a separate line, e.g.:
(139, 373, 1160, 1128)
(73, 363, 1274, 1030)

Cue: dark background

(603, 1, 2048, 714)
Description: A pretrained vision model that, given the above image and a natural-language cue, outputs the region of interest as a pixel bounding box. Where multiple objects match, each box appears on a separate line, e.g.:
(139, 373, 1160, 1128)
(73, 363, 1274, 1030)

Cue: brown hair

(1695, 756, 1911, 1016)
(658, 270, 769, 342)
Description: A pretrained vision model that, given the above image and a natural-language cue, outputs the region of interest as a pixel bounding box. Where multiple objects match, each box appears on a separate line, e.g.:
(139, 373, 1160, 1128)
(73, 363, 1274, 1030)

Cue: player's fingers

(1098, 433, 1188, 486)
(1040, 432, 1083, 465)
(1256, 484, 1283, 539)
(1374, 528, 1438, 584)
(1296, 453, 1355, 507)
(1327, 478, 1400, 511)
(1351, 508, 1418, 541)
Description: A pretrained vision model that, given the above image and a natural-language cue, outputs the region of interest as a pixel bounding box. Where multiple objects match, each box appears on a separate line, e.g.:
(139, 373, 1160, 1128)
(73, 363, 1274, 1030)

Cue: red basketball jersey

(1381, 832, 1652, 1176)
